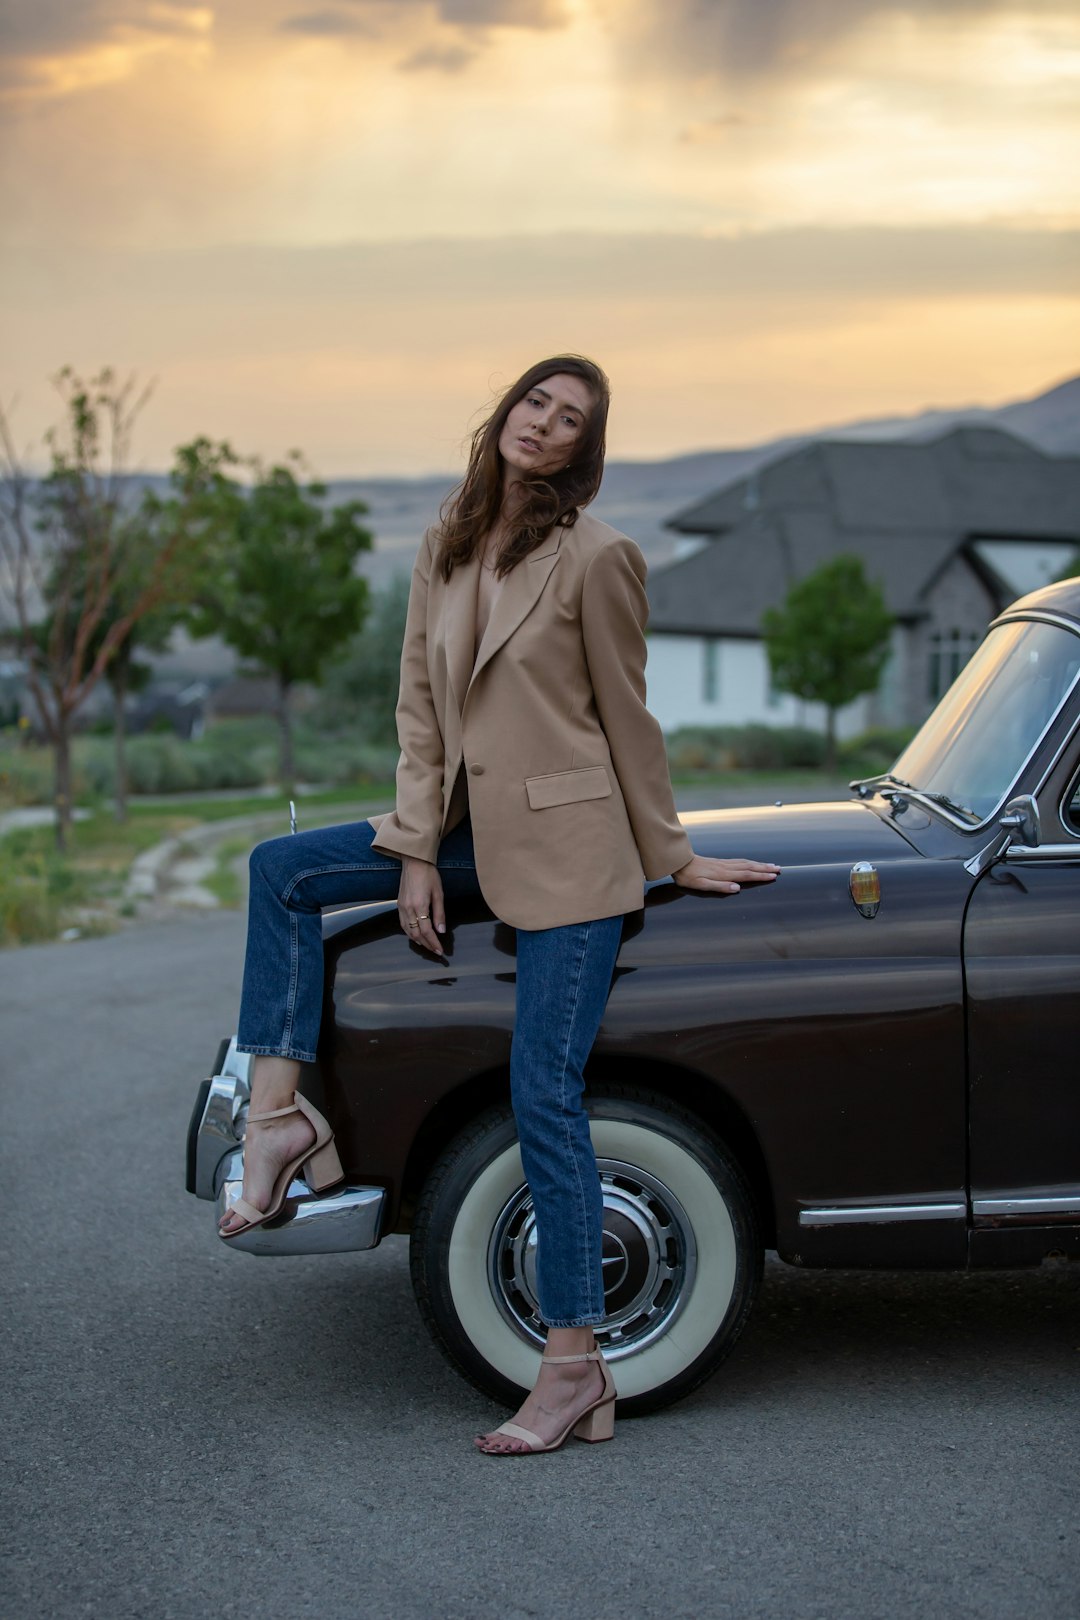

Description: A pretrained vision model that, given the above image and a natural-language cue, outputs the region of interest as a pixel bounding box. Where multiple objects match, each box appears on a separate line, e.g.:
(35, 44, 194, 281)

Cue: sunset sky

(1, 1, 1077, 474)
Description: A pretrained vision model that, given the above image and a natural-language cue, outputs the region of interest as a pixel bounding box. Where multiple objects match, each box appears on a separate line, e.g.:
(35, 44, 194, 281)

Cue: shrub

(665, 724, 827, 772)
(0, 840, 88, 945)
(1, 715, 400, 807)
(0, 860, 59, 945)
(293, 733, 399, 788)
(837, 726, 917, 773)
(0, 739, 57, 808)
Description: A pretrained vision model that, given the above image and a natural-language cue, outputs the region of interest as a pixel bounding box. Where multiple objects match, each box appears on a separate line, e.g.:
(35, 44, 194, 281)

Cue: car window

(893, 620, 1080, 824)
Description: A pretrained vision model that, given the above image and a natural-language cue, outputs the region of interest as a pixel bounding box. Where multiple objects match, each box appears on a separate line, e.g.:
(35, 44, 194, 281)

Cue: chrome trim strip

(1004, 843, 1080, 860)
(993, 608, 1080, 636)
(215, 1147, 386, 1255)
(973, 1195, 1080, 1217)
(1050, 706, 1080, 841)
(799, 1201, 967, 1227)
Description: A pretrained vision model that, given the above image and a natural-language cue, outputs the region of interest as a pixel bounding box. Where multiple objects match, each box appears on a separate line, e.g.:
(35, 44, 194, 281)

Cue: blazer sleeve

(368, 528, 446, 865)
(580, 535, 694, 880)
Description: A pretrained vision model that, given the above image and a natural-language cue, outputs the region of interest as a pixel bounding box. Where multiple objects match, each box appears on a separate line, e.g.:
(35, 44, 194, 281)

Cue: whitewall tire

(410, 1090, 762, 1414)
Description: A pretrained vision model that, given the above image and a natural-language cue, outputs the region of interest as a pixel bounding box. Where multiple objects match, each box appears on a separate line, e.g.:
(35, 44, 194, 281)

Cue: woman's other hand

(671, 854, 781, 895)
(398, 857, 447, 954)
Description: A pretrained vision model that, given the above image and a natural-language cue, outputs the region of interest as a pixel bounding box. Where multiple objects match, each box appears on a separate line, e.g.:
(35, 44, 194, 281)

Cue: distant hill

(326, 370, 1080, 589)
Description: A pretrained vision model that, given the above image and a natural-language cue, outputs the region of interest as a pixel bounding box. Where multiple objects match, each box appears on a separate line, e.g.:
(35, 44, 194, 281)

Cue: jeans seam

(279, 909, 300, 1054)
(280, 858, 477, 905)
(555, 922, 596, 1317)
(280, 861, 399, 904)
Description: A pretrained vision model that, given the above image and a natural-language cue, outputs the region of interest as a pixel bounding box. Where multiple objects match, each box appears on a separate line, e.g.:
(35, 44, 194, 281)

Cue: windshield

(892, 619, 1080, 825)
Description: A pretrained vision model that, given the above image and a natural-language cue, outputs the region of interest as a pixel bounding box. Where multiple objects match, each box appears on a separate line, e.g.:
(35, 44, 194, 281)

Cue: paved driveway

(3, 913, 1077, 1620)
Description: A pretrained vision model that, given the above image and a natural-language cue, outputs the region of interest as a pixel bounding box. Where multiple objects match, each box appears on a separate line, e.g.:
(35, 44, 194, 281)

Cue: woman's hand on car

(672, 854, 781, 895)
(399, 857, 446, 955)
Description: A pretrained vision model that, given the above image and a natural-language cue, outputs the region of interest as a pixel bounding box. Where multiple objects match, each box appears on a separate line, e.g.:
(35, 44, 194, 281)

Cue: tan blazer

(369, 510, 693, 929)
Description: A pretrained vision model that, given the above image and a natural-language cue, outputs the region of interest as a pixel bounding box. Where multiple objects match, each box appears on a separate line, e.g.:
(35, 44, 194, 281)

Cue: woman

(219, 355, 779, 1455)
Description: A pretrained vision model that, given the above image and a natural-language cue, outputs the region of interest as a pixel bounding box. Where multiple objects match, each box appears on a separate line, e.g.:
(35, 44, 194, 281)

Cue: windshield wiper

(849, 772, 913, 799)
(919, 790, 980, 822)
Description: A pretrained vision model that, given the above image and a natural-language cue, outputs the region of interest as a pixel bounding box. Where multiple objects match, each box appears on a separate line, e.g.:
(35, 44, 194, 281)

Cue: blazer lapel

(443, 552, 479, 716)
(468, 532, 563, 696)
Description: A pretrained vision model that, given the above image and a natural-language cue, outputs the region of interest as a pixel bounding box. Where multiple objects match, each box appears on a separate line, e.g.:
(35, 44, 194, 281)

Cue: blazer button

(469, 764, 485, 775)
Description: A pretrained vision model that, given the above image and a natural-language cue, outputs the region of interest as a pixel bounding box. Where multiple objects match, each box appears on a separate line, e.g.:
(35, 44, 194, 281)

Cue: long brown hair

(437, 355, 610, 581)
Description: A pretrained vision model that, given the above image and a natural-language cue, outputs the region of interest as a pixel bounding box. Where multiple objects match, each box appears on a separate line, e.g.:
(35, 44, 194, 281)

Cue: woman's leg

(476, 911, 624, 1453)
(222, 816, 478, 1232)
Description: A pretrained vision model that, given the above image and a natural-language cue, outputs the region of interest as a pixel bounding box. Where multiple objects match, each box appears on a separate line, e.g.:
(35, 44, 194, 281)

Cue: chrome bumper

(190, 1039, 386, 1257)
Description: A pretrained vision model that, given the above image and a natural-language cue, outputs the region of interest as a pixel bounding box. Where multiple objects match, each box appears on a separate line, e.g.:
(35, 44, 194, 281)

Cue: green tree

(320, 572, 411, 744)
(187, 452, 373, 794)
(762, 554, 892, 767)
(0, 369, 197, 849)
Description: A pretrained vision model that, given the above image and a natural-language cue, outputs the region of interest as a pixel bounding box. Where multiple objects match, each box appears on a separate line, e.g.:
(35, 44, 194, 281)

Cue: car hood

(674, 797, 916, 869)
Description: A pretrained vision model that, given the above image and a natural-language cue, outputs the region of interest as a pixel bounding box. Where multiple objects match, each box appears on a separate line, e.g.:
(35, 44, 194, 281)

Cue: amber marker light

(849, 862, 881, 918)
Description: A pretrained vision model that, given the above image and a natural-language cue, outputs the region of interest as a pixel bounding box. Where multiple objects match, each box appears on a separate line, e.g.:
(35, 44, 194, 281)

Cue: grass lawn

(0, 784, 398, 946)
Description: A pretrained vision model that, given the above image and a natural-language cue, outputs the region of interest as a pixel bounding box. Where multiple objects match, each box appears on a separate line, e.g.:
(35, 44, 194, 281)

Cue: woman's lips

(518, 437, 541, 451)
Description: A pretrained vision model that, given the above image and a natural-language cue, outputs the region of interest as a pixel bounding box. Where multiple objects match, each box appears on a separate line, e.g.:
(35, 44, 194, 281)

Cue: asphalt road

(3, 912, 1078, 1620)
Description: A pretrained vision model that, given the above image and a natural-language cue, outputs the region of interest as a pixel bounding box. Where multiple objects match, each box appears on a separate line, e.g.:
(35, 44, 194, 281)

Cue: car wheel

(410, 1088, 762, 1414)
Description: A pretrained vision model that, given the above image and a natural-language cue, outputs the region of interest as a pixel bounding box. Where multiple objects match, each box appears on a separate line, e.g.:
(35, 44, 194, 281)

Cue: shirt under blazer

(369, 509, 694, 930)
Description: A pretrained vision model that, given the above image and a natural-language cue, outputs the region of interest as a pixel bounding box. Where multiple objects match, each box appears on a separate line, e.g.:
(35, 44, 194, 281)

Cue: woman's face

(497, 372, 594, 480)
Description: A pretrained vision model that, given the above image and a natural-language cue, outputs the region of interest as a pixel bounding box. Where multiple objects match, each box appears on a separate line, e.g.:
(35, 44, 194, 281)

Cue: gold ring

(416, 913, 430, 921)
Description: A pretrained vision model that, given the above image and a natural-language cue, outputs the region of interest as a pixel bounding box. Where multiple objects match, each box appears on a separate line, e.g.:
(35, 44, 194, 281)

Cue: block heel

(574, 1395, 615, 1443)
(304, 1136, 344, 1192)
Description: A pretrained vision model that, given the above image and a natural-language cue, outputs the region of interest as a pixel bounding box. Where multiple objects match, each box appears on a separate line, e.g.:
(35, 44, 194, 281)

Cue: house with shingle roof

(644, 425, 1080, 737)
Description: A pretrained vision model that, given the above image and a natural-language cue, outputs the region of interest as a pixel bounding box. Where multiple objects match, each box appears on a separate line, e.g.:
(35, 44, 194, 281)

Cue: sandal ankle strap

(541, 1349, 602, 1364)
(246, 1101, 301, 1123)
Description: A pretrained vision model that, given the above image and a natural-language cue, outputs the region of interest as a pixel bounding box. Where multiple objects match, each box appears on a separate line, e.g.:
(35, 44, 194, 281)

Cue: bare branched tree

(0, 368, 190, 849)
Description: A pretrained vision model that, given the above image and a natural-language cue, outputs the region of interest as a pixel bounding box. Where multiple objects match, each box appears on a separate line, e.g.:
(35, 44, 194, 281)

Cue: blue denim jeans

(236, 816, 623, 1328)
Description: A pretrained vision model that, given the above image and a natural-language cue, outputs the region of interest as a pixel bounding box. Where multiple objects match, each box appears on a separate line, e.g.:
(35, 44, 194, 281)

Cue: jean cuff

(234, 1043, 319, 1064)
(540, 1314, 607, 1329)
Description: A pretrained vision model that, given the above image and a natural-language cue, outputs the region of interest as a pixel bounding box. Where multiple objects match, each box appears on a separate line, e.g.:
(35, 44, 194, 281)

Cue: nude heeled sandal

(477, 1348, 617, 1455)
(219, 1091, 344, 1240)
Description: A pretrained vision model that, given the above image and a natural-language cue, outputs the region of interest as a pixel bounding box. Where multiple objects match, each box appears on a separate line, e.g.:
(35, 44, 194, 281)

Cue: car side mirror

(998, 794, 1040, 848)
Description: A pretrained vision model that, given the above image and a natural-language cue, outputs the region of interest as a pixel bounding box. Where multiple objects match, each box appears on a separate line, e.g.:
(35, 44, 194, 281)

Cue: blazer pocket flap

(525, 767, 613, 810)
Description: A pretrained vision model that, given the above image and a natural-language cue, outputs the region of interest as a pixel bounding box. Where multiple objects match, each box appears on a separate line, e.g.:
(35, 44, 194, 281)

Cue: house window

(928, 627, 980, 703)
(703, 639, 720, 703)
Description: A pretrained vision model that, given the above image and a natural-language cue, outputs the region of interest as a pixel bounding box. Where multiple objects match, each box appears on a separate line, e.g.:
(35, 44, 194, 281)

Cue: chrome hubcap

(486, 1158, 697, 1361)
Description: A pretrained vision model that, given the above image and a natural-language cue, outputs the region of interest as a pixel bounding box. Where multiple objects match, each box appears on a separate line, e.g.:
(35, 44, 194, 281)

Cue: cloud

(621, 0, 1073, 81)
(329, 0, 568, 28)
(0, 2, 213, 106)
(397, 42, 478, 73)
(278, 10, 376, 36)
(0, 1, 213, 103)
(433, 0, 568, 24)
(0, 1, 210, 57)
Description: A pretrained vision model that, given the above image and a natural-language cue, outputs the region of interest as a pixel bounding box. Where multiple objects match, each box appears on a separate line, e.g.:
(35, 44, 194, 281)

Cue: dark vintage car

(187, 578, 1080, 1413)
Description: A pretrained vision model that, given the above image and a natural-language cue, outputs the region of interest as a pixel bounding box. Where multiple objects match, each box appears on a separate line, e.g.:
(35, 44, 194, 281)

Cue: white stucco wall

(645, 633, 874, 738)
